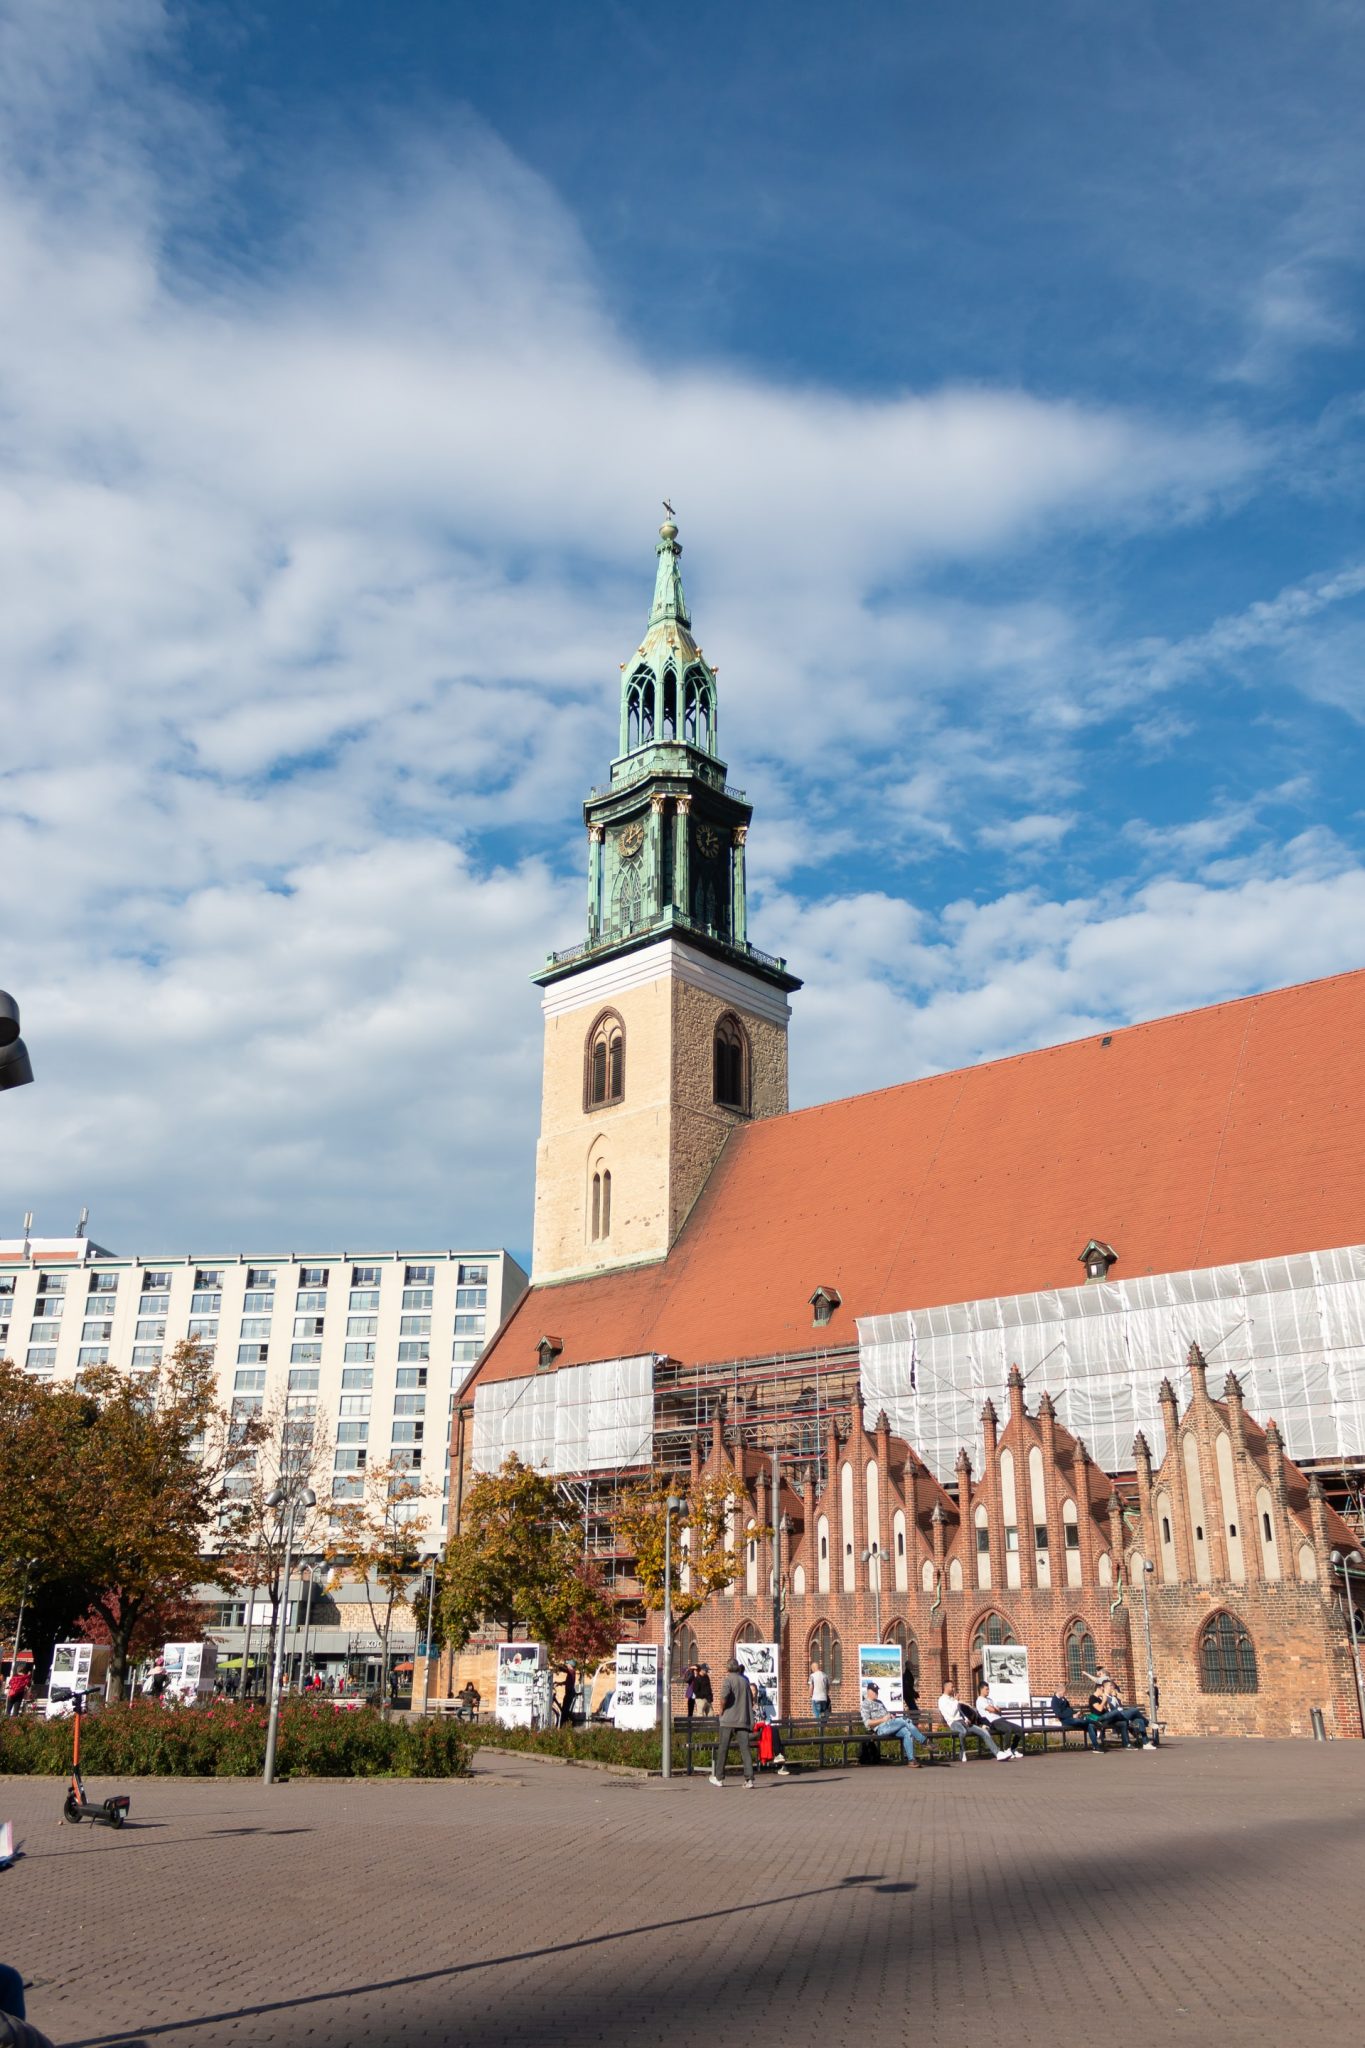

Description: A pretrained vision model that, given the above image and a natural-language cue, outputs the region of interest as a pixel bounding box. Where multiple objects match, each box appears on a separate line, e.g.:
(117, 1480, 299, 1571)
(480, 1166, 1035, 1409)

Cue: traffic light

(0, 991, 33, 1092)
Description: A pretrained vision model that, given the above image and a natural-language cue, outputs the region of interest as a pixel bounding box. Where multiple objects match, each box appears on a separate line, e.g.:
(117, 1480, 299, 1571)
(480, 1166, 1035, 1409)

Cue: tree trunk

(107, 1614, 135, 1703)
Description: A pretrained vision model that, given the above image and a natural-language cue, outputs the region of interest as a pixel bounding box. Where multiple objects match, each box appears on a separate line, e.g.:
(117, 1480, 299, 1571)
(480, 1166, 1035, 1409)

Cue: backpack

(858, 1738, 881, 1766)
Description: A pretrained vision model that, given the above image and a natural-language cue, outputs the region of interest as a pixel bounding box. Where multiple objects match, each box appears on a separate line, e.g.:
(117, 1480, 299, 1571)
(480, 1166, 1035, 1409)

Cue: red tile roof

(476, 966, 1365, 1384)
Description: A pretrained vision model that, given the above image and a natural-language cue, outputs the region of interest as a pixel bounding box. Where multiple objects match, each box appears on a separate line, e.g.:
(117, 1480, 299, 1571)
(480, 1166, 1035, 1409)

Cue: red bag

(757, 1721, 775, 1765)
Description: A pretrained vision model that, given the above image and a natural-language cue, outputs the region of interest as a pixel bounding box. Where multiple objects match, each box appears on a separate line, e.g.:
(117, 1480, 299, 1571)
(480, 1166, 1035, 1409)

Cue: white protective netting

(858, 1246, 1365, 1482)
(472, 1354, 655, 1475)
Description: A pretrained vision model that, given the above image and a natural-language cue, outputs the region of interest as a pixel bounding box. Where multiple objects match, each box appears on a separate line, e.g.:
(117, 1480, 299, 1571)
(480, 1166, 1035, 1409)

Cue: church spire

(648, 512, 690, 628)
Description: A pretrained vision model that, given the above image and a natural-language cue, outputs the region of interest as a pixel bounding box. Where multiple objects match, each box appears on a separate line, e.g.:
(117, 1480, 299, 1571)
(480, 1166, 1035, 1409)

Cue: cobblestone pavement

(2, 1741, 1363, 2048)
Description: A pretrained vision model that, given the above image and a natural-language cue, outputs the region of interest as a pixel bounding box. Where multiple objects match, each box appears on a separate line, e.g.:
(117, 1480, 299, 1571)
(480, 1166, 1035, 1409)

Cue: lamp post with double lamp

(860, 1544, 883, 1643)
(262, 1484, 316, 1785)
(1139, 1561, 1160, 1734)
(661, 1494, 685, 1781)
(1329, 1547, 1365, 1736)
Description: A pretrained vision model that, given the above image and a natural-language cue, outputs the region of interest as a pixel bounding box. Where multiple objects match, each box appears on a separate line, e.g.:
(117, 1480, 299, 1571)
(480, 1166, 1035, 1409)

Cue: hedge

(0, 1701, 469, 1779)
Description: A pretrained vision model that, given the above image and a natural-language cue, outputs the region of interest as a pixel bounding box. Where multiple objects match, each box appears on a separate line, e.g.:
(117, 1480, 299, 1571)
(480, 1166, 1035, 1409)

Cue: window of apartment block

(288, 1368, 320, 1391)
(458, 1264, 488, 1287)
(399, 1315, 430, 1337)
(32, 1297, 64, 1319)
(295, 1290, 327, 1312)
(88, 1272, 118, 1295)
(290, 1344, 322, 1365)
(389, 1448, 422, 1471)
(246, 1269, 275, 1289)
(231, 1394, 263, 1420)
(402, 1288, 433, 1311)
(393, 1393, 426, 1416)
(234, 1369, 267, 1392)
(337, 1422, 370, 1444)
(26, 1348, 57, 1374)
(452, 1339, 480, 1363)
(455, 1286, 486, 1310)
(187, 1319, 219, 1340)
(332, 1474, 363, 1500)
(339, 1394, 371, 1417)
(298, 1266, 328, 1288)
(351, 1265, 382, 1288)
(138, 1296, 170, 1318)
(453, 1314, 484, 1336)
(142, 1271, 171, 1292)
(341, 1367, 373, 1390)
(82, 1319, 114, 1343)
(131, 1346, 161, 1367)
(390, 1420, 424, 1443)
(191, 1291, 222, 1314)
(242, 1290, 274, 1313)
(343, 1342, 376, 1363)
(397, 1341, 429, 1362)
(37, 1272, 68, 1294)
(195, 1268, 222, 1289)
(347, 1316, 378, 1338)
(239, 1317, 272, 1339)
(395, 1367, 428, 1390)
(334, 1448, 367, 1471)
(237, 1343, 268, 1364)
(135, 1319, 167, 1341)
(294, 1316, 325, 1338)
(405, 1264, 435, 1287)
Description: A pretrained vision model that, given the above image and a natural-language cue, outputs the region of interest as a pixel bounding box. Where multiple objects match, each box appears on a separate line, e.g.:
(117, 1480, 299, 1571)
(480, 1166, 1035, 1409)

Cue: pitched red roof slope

(476, 966, 1365, 1384)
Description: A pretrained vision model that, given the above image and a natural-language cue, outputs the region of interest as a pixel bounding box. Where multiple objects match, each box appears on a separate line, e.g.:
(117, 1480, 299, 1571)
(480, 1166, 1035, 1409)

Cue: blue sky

(3, 0, 1364, 1260)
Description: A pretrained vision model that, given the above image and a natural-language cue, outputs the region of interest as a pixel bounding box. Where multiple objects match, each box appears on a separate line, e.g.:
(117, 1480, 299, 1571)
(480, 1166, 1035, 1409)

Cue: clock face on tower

(620, 821, 645, 860)
(696, 824, 721, 859)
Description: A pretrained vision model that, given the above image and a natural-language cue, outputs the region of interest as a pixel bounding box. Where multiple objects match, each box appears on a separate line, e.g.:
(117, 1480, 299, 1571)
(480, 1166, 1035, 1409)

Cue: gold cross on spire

(662, 498, 675, 521)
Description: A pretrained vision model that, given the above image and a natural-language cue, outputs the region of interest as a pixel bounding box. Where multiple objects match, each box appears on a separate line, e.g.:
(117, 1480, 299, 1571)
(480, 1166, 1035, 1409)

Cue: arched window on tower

(810, 1620, 842, 1690)
(713, 1013, 749, 1112)
(661, 669, 677, 740)
(585, 1013, 625, 1110)
(1064, 1619, 1096, 1692)
(641, 678, 655, 742)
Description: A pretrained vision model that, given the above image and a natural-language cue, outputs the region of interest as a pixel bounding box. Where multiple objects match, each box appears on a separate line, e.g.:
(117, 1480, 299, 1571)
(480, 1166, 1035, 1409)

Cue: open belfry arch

(445, 511, 1365, 1737)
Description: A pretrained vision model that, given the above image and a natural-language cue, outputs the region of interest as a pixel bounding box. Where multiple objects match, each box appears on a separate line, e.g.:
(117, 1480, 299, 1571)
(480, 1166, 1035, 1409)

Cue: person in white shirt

(808, 1660, 831, 1721)
(975, 1682, 1024, 1755)
(938, 1682, 1008, 1760)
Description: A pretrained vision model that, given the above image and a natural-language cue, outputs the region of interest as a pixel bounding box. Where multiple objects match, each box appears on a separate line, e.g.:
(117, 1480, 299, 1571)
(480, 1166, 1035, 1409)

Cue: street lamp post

(661, 1494, 685, 1781)
(10, 1556, 37, 1681)
(297, 1564, 317, 1688)
(1329, 1548, 1365, 1737)
(421, 1559, 439, 1714)
(860, 1544, 883, 1641)
(263, 1484, 316, 1785)
(1139, 1561, 1159, 1734)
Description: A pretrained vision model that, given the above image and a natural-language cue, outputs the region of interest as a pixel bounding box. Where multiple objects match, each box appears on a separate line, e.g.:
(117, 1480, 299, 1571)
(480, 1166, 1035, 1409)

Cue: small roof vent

(809, 1285, 842, 1328)
(1078, 1239, 1117, 1283)
(536, 1333, 563, 1371)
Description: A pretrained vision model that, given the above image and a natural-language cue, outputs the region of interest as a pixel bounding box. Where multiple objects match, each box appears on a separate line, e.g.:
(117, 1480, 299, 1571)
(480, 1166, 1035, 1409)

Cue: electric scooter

(59, 1691, 130, 1828)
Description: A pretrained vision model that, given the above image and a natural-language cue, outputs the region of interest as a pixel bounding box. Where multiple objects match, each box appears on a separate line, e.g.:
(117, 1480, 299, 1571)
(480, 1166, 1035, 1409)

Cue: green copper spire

(648, 515, 690, 627)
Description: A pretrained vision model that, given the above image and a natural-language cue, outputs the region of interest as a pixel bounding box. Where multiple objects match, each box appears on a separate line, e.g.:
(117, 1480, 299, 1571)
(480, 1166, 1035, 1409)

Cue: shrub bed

(462, 1723, 662, 1771)
(0, 1701, 469, 1779)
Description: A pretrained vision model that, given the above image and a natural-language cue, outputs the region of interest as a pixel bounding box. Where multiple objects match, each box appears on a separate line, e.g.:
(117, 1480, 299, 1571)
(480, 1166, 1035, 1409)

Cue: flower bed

(0, 1701, 469, 1778)
(461, 1723, 662, 1771)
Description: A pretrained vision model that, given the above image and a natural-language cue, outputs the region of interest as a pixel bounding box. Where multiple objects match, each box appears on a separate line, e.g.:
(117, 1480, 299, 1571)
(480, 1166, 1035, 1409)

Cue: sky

(3, 0, 1365, 1264)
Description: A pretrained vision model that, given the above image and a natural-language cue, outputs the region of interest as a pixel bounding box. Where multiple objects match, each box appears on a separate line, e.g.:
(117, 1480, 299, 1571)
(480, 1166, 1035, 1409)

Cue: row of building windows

(583, 1009, 753, 1114)
(5, 1262, 488, 1307)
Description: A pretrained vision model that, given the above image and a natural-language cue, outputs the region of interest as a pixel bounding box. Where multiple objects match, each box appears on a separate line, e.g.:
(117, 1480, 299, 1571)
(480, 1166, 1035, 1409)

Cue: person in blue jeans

(860, 1682, 930, 1766)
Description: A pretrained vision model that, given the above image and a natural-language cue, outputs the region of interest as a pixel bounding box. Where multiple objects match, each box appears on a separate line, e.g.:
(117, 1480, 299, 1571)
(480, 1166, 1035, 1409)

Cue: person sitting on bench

(938, 1683, 1007, 1760)
(1048, 1692, 1106, 1750)
(1094, 1673, 1154, 1748)
(860, 1682, 930, 1766)
(975, 1680, 1025, 1755)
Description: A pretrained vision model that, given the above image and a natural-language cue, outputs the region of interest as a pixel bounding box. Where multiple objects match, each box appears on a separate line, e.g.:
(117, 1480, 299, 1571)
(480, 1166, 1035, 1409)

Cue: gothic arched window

(1064, 1619, 1096, 1692)
(713, 1013, 749, 1112)
(585, 1012, 625, 1110)
(661, 669, 677, 740)
(810, 1621, 842, 1689)
(1198, 1612, 1258, 1694)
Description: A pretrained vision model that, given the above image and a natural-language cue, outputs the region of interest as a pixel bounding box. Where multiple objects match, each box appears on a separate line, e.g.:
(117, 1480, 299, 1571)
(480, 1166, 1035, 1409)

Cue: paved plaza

(3, 1741, 1363, 2048)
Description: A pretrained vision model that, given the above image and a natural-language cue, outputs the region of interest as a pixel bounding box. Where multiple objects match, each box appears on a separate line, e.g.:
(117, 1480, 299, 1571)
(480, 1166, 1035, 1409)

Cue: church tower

(531, 514, 801, 1282)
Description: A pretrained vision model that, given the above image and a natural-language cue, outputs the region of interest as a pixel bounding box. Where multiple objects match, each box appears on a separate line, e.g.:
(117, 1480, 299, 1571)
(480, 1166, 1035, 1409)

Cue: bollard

(1310, 1707, 1327, 1741)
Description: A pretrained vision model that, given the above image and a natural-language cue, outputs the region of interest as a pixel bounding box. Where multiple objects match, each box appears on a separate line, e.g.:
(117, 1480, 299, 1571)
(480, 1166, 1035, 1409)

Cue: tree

(75, 1587, 211, 1672)
(326, 1459, 436, 1714)
(439, 1455, 615, 1660)
(615, 1472, 751, 1622)
(213, 1393, 332, 1689)
(0, 1340, 236, 1700)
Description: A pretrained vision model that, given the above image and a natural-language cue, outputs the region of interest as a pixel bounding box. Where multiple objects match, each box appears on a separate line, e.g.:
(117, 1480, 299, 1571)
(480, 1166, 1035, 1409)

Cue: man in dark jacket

(709, 1659, 755, 1788)
(693, 1663, 714, 1716)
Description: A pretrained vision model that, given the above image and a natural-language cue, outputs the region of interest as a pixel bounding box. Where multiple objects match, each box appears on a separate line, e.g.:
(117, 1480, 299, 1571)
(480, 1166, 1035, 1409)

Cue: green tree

(326, 1459, 436, 1715)
(439, 1455, 615, 1660)
(615, 1472, 750, 1621)
(0, 1340, 235, 1701)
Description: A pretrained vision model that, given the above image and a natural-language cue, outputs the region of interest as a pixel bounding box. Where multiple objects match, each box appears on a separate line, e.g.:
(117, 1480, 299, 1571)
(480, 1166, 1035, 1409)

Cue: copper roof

(476, 965, 1365, 1383)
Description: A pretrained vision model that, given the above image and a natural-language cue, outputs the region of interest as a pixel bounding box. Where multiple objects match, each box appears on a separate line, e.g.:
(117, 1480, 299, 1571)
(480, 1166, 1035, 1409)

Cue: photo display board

(495, 1642, 547, 1727)
(981, 1643, 1031, 1707)
(857, 1643, 906, 1715)
(611, 1643, 660, 1729)
(735, 1641, 780, 1720)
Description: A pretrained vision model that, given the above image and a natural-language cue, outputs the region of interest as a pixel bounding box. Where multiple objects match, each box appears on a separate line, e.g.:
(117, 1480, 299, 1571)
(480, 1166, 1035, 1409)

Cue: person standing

(709, 1658, 756, 1788)
(693, 1662, 714, 1717)
(559, 1661, 577, 1726)
(808, 1659, 831, 1720)
(5, 1668, 30, 1717)
(902, 1663, 920, 1717)
(684, 1664, 698, 1720)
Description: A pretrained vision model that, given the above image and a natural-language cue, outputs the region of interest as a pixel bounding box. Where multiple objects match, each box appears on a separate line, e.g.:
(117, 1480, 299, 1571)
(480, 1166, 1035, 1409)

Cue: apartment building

(0, 1231, 528, 1547)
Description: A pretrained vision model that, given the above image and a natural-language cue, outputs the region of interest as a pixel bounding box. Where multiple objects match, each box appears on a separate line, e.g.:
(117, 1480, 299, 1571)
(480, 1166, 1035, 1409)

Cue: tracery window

(713, 1012, 749, 1112)
(1065, 1620, 1096, 1692)
(1198, 1612, 1258, 1694)
(810, 1621, 842, 1688)
(585, 1012, 625, 1110)
(590, 1169, 612, 1242)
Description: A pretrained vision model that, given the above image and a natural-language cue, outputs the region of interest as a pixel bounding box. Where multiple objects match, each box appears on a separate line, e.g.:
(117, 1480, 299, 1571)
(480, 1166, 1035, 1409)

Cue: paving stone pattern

(2, 1742, 1363, 2048)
